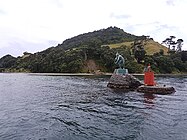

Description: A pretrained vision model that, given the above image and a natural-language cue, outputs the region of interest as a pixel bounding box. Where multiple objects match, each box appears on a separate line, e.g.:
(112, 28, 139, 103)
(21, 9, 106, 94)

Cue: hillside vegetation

(108, 40, 168, 55)
(0, 26, 186, 74)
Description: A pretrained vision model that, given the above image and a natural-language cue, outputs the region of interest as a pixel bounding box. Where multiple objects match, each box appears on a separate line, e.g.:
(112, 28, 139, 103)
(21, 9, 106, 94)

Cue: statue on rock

(107, 52, 143, 90)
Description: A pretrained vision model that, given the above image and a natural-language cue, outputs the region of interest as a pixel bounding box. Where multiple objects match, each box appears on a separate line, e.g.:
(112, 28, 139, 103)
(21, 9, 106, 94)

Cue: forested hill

(0, 26, 187, 73)
(57, 26, 144, 50)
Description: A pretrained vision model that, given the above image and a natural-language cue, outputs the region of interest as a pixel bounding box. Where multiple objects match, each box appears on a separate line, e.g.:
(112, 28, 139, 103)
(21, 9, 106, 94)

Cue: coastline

(27, 73, 187, 77)
(1, 72, 187, 77)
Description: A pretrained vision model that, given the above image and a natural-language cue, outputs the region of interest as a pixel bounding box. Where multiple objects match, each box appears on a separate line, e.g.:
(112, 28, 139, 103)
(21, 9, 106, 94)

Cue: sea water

(0, 73, 187, 140)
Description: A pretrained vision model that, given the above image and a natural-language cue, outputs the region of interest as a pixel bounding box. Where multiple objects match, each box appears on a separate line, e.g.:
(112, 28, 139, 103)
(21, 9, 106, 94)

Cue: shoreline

(27, 73, 187, 77)
(1, 72, 187, 76)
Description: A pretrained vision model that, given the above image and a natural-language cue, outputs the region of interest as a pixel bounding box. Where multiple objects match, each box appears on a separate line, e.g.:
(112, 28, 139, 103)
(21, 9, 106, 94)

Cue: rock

(137, 85, 175, 94)
(107, 73, 143, 90)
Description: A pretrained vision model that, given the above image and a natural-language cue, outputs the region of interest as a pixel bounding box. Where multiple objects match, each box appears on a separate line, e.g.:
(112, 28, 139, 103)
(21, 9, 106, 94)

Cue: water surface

(0, 73, 187, 140)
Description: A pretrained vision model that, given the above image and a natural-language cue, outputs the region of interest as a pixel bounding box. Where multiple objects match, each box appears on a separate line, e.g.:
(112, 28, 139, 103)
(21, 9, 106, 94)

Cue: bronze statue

(114, 52, 125, 69)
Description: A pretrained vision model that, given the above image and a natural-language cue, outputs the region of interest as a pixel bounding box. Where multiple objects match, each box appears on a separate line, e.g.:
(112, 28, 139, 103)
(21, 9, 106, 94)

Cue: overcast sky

(0, 0, 186, 57)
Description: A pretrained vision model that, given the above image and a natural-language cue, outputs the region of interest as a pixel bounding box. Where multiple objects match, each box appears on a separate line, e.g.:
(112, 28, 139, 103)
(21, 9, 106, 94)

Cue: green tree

(126, 60, 144, 73)
(173, 57, 185, 72)
(162, 36, 184, 54)
(134, 48, 146, 63)
(144, 56, 159, 73)
(132, 40, 146, 63)
(154, 56, 175, 73)
(176, 39, 183, 52)
(180, 51, 187, 62)
(0, 55, 17, 68)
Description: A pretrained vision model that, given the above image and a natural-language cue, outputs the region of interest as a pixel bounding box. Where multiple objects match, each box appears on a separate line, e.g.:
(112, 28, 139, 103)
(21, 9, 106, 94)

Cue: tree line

(0, 27, 186, 73)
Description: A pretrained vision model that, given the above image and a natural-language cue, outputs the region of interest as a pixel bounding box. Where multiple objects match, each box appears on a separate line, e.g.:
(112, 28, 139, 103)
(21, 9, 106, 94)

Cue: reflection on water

(143, 93, 155, 105)
(0, 73, 187, 140)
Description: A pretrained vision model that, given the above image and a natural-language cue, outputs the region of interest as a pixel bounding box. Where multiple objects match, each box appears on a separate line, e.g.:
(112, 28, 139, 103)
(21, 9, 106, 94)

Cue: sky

(0, 0, 186, 57)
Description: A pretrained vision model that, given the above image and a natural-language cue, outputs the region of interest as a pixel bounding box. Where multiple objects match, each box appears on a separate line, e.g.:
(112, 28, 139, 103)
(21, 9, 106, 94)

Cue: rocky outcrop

(107, 74, 143, 90)
(83, 59, 104, 73)
(137, 85, 175, 94)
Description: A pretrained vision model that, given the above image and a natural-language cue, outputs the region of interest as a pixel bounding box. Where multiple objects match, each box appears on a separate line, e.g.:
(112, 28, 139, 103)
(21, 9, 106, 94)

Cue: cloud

(158, 24, 177, 30)
(123, 22, 160, 36)
(166, 0, 175, 6)
(110, 13, 131, 19)
(0, 9, 6, 15)
(0, 0, 187, 58)
(146, 23, 185, 44)
(48, 0, 64, 8)
(0, 37, 59, 57)
(122, 21, 186, 47)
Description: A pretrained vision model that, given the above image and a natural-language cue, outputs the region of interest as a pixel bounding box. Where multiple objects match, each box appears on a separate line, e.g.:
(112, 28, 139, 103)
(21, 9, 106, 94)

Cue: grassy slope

(108, 40, 168, 55)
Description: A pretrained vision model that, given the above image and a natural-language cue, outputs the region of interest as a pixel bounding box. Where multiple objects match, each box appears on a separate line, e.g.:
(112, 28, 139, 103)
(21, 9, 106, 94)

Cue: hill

(108, 40, 168, 55)
(0, 26, 186, 74)
(57, 26, 144, 50)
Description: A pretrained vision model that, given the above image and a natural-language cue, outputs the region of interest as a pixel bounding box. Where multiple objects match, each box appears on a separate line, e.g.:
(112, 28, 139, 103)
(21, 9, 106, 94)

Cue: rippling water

(0, 73, 187, 140)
